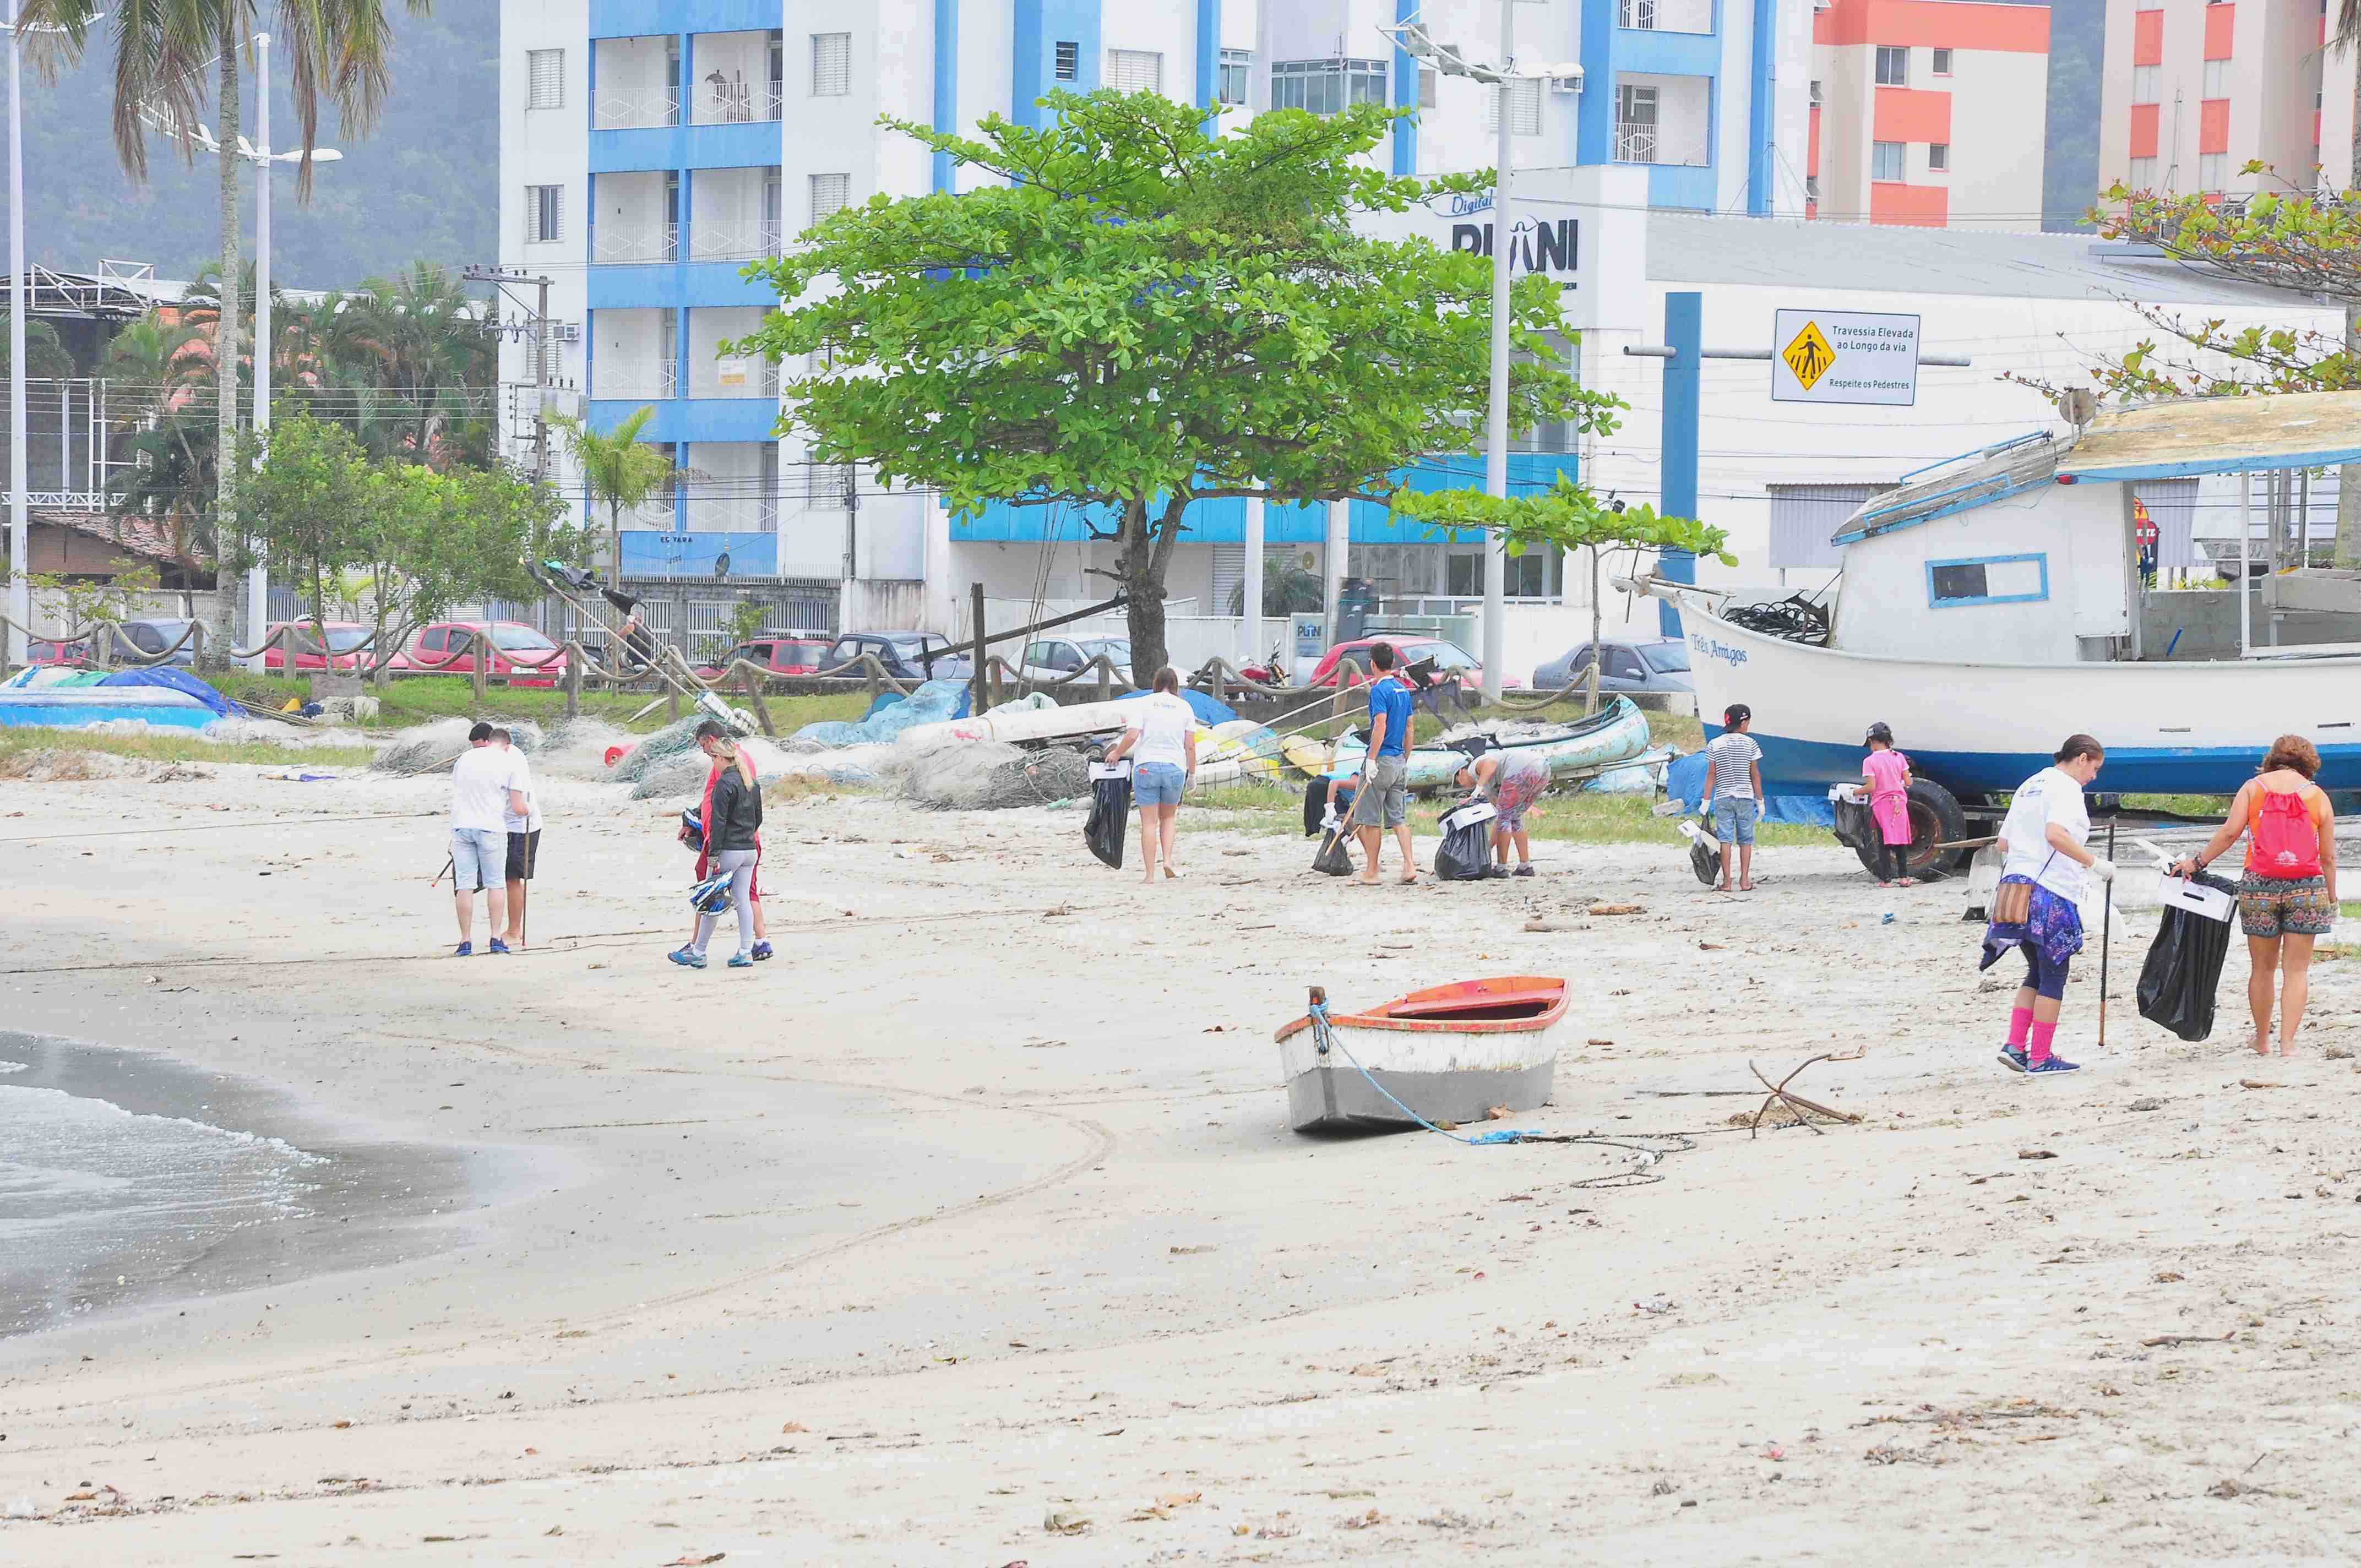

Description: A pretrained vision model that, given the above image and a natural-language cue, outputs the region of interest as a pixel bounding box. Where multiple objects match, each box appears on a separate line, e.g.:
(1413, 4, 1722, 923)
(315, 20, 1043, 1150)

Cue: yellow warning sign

(1782, 320, 1836, 391)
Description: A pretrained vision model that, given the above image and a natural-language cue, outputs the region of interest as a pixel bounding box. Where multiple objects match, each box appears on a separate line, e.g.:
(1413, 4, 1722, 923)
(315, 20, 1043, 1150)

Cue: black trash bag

(1085, 767, 1133, 869)
(1689, 835, 1722, 887)
(1434, 799, 1497, 882)
(1313, 827, 1356, 876)
(2136, 869, 2240, 1042)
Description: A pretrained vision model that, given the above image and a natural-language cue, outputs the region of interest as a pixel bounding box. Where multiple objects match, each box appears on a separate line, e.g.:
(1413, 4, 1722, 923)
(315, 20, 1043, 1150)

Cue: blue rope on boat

(1307, 1000, 1537, 1147)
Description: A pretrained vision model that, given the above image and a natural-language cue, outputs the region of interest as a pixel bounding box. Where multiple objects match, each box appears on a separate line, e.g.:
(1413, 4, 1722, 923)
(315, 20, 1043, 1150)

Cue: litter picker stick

(2098, 819, 2118, 1048)
(431, 854, 453, 889)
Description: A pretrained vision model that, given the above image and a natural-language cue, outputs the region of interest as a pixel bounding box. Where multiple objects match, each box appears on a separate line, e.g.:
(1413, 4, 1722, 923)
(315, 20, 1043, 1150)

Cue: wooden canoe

(1272, 977, 1567, 1134)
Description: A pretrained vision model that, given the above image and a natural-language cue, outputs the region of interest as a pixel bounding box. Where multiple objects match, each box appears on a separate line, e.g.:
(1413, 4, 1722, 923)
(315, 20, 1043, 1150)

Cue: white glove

(2088, 857, 2117, 884)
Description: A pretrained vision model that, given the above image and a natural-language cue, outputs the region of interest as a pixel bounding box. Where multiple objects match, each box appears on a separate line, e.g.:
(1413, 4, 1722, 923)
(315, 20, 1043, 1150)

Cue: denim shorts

(450, 827, 504, 892)
(1712, 795, 1761, 848)
(1134, 761, 1185, 807)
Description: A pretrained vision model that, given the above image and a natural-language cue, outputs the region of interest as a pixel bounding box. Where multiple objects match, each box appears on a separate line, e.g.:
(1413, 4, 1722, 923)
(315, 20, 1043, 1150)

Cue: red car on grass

(24, 638, 89, 667)
(408, 620, 568, 687)
(262, 620, 386, 674)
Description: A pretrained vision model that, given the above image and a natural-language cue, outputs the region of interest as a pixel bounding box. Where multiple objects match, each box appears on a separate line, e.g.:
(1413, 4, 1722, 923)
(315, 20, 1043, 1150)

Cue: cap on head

(467, 721, 494, 744)
(1864, 721, 1893, 746)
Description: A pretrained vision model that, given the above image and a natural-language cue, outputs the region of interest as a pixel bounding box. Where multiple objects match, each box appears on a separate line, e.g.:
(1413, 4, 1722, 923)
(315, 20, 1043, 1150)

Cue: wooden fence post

(564, 644, 583, 721)
(737, 662, 776, 736)
(469, 633, 489, 706)
(970, 582, 988, 717)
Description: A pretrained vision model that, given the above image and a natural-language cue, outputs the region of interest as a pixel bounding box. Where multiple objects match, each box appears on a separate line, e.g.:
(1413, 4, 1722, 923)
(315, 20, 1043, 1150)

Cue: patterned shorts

(2237, 872, 2335, 940)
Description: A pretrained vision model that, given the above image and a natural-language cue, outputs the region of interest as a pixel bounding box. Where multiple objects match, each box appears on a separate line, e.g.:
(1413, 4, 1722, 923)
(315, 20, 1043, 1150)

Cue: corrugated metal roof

(1646, 214, 2324, 309)
(2060, 390, 2361, 480)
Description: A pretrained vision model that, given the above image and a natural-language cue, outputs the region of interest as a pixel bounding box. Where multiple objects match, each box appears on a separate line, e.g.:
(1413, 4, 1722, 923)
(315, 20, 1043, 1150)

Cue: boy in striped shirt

(1704, 704, 1764, 892)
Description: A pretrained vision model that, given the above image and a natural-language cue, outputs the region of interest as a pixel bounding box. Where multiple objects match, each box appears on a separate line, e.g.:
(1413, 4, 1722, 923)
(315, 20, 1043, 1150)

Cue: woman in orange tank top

(2174, 735, 2338, 1058)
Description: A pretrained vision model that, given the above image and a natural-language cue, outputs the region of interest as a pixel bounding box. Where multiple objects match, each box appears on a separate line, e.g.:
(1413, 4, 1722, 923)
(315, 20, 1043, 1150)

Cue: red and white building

(2099, 0, 2352, 204)
(1809, 0, 2052, 228)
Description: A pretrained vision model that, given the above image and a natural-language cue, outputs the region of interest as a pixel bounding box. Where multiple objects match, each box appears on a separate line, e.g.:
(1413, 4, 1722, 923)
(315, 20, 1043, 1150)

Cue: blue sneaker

(750, 941, 774, 962)
(2026, 1054, 2081, 1076)
(668, 947, 706, 969)
(488, 939, 512, 955)
(1998, 1046, 2028, 1073)
(727, 954, 755, 969)
(453, 941, 472, 957)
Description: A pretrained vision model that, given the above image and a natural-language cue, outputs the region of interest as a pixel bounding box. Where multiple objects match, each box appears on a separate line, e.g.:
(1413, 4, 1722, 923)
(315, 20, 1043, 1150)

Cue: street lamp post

(1378, 7, 1579, 703)
(8, 0, 28, 668)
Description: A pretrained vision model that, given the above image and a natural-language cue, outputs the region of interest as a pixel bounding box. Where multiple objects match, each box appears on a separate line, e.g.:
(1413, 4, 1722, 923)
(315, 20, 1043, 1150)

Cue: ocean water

(0, 1033, 515, 1337)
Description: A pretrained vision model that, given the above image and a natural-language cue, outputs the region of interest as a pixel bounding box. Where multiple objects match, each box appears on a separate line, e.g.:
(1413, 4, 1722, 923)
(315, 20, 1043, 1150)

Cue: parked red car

(409, 620, 568, 686)
(694, 634, 833, 681)
(24, 638, 89, 667)
(1307, 636, 1517, 691)
(262, 620, 382, 673)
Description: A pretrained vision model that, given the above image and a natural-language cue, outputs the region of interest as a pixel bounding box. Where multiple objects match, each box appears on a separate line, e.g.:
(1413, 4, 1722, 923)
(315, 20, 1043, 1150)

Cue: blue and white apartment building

(498, 0, 1810, 637)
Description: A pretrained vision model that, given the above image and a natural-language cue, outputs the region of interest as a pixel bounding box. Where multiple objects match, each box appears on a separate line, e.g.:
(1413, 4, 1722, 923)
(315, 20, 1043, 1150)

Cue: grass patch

(209, 673, 874, 735)
(0, 728, 378, 769)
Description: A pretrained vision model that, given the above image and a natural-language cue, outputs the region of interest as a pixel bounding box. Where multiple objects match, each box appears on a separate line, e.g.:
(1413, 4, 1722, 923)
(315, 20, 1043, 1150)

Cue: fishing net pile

(371, 718, 544, 773)
(626, 736, 797, 801)
(534, 717, 643, 781)
(608, 715, 707, 784)
(892, 740, 1090, 810)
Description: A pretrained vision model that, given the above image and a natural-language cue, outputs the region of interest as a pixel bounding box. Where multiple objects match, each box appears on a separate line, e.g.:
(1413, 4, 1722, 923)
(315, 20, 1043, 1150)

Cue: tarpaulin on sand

(795, 678, 972, 747)
(97, 667, 235, 718)
(1664, 749, 1835, 827)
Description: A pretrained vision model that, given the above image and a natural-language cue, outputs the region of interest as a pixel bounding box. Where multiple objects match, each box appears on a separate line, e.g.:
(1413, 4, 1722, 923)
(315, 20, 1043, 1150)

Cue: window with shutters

(2130, 64, 2159, 103)
(1875, 46, 1907, 86)
(526, 184, 563, 244)
(2199, 151, 2227, 191)
(812, 32, 850, 96)
(2127, 156, 2158, 189)
(1420, 67, 1437, 108)
(1219, 48, 1251, 106)
(527, 49, 564, 110)
(1486, 77, 1542, 135)
(1870, 141, 1905, 182)
(2201, 58, 2228, 97)
(1106, 49, 1162, 95)
(1054, 41, 1079, 81)
(810, 172, 850, 222)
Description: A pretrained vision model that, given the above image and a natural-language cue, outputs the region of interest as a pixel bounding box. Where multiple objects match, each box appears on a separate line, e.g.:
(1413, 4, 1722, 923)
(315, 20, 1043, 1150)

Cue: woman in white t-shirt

(1980, 734, 2115, 1077)
(1104, 667, 1199, 886)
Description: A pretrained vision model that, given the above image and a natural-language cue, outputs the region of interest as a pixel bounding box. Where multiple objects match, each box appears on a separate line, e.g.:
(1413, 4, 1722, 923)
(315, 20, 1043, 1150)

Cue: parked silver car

(1531, 636, 1694, 698)
(1017, 635, 1133, 685)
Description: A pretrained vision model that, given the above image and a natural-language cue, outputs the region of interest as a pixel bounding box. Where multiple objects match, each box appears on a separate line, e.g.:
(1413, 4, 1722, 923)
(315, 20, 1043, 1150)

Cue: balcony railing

(693, 356, 782, 400)
(690, 224, 785, 263)
(1620, 0, 1713, 31)
(595, 223, 680, 264)
(1615, 121, 1709, 167)
(692, 85, 784, 126)
(594, 90, 681, 130)
(595, 357, 680, 400)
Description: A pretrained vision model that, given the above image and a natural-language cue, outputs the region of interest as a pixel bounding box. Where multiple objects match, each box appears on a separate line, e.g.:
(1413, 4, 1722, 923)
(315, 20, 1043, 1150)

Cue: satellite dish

(712, 550, 732, 580)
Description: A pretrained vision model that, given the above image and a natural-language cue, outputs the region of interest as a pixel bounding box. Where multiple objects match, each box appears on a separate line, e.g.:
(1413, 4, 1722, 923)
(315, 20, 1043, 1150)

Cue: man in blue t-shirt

(1352, 641, 1420, 884)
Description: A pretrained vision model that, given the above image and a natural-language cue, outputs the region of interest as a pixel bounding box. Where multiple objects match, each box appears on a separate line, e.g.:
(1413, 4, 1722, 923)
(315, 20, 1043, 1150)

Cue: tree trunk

(1586, 545, 1603, 715)
(210, 41, 243, 668)
(608, 497, 622, 588)
(1118, 496, 1180, 685)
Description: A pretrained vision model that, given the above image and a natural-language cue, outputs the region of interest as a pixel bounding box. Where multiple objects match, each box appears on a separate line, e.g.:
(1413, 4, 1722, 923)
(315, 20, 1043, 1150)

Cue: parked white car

(1018, 635, 1134, 685)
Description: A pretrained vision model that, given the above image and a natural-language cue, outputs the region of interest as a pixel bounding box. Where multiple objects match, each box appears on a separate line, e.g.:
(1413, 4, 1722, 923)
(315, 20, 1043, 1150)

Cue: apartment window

(1053, 40, 1080, 82)
(1487, 76, 1543, 136)
(526, 48, 564, 110)
(1809, 78, 1823, 105)
(1929, 142, 1950, 171)
(1805, 173, 1820, 202)
(2202, 58, 2229, 97)
(1871, 140, 1905, 181)
(2199, 151, 2227, 190)
(2127, 156, 2158, 188)
(1617, 82, 1660, 161)
(2131, 65, 2159, 103)
(1421, 67, 1438, 109)
(810, 172, 850, 222)
(526, 183, 563, 244)
(1270, 58, 1388, 116)
(1106, 48, 1163, 95)
(1620, 0, 1660, 28)
(1875, 46, 1908, 86)
(1218, 47, 1251, 106)
(812, 32, 850, 97)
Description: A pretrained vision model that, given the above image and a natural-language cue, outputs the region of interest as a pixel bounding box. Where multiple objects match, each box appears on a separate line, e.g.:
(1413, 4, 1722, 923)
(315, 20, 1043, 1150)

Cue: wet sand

(2, 758, 2359, 1561)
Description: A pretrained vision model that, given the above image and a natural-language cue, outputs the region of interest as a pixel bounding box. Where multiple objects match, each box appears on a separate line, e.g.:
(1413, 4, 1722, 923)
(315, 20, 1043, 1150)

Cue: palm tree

(551, 408, 679, 588)
(21, 0, 436, 646)
(0, 314, 74, 379)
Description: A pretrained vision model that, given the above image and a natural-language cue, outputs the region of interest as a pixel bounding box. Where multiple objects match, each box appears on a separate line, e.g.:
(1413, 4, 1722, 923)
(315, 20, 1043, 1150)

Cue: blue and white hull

(1665, 589, 2361, 799)
(0, 688, 219, 732)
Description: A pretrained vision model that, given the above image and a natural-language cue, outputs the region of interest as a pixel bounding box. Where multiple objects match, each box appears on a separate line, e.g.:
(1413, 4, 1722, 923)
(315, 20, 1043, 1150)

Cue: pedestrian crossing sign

(1782, 320, 1835, 391)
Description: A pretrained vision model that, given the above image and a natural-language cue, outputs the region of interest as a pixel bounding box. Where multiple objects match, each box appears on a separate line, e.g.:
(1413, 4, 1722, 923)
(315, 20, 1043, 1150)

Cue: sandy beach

(4, 753, 2360, 1562)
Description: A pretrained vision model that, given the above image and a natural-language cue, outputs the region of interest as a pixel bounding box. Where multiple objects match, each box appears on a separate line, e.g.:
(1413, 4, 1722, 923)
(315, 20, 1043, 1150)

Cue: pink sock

(2028, 1020, 2057, 1064)
(2006, 1007, 2034, 1049)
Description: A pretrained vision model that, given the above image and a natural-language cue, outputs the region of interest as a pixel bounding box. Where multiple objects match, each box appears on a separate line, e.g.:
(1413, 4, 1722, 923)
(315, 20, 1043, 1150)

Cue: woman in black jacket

(671, 721, 764, 970)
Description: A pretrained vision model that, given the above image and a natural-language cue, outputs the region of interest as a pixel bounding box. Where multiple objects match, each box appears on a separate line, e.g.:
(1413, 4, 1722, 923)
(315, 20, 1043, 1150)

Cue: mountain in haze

(0, 7, 495, 291)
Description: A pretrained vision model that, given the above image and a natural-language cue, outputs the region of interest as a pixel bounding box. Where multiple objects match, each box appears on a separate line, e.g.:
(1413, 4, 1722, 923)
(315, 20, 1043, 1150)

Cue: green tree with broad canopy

(1394, 476, 1730, 711)
(731, 89, 1624, 678)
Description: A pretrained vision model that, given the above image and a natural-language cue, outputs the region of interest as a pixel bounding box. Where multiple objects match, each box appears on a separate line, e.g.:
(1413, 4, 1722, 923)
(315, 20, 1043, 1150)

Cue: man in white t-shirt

(448, 722, 528, 956)
(492, 727, 545, 951)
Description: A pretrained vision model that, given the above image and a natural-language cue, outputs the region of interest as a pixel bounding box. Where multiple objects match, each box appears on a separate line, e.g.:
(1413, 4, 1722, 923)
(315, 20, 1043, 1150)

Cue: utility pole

(464, 265, 557, 477)
(7, 0, 27, 668)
